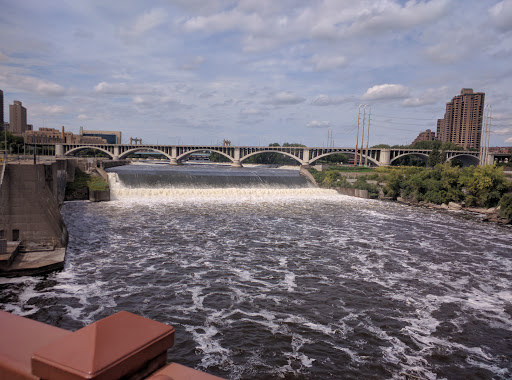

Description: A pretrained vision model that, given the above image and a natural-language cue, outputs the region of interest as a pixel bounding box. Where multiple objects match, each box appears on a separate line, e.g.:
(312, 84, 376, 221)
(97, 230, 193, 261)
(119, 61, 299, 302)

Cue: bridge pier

(232, 148, 243, 167)
(55, 144, 64, 158)
(169, 158, 180, 166)
(379, 149, 390, 166)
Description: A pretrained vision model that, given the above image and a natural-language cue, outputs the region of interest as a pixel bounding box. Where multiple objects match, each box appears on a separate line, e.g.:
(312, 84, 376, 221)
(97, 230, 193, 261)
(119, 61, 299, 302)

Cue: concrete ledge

(89, 190, 110, 202)
(0, 248, 66, 277)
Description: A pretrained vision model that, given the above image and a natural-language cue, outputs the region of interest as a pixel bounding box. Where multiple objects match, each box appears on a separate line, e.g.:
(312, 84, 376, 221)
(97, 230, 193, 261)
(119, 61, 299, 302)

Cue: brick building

(436, 88, 485, 149)
(24, 126, 107, 144)
(412, 129, 435, 145)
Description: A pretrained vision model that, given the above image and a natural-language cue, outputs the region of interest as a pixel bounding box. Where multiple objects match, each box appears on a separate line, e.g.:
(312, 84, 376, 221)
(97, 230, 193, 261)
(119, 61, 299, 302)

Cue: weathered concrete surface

(89, 189, 110, 202)
(336, 187, 369, 199)
(0, 242, 20, 268)
(0, 160, 78, 276)
(0, 162, 68, 246)
(0, 249, 66, 277)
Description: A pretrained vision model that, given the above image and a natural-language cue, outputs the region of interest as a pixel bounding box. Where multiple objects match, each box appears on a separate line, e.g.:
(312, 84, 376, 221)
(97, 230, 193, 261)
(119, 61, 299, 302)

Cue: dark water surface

(1, 164, 511, 379)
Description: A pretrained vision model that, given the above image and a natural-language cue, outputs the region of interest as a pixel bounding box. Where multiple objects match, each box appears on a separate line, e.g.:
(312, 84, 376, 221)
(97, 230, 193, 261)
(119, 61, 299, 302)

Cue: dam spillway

(105, 163, 332, 201)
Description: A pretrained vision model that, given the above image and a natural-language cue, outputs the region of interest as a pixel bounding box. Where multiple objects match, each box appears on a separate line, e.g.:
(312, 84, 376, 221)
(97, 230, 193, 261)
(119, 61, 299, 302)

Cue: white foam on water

(185, 324, 232, 369)
(282, 272, 296, 292)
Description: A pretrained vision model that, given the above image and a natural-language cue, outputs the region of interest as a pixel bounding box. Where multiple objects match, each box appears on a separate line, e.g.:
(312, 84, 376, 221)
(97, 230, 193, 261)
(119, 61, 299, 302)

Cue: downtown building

(9, 100, 32, 135)
(436, 88, 485, 149)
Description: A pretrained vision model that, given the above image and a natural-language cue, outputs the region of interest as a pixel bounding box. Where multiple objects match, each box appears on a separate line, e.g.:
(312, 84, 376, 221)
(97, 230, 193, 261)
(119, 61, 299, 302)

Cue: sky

(1, 0, 512, 147)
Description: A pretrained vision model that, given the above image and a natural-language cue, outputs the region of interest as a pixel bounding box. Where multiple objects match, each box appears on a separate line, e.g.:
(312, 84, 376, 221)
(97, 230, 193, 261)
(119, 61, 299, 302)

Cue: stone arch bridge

(51, 143, 486, 167)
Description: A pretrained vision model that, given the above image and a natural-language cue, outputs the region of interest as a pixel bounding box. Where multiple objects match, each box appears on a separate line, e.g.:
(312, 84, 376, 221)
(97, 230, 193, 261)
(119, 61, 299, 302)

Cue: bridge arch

(240, 150, 303, 165)
(65, 146, 114, 159)
(309, 151, 380, 167)
(177, 148, 234, 164)
(446, 154, 479, 167)
(389, 152, 429, 165)
(119, 147, 172, 160)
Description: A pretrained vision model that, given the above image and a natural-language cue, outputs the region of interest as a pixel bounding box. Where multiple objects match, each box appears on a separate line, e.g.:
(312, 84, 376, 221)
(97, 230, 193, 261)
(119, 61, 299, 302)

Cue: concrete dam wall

(0, 160, 74, 248)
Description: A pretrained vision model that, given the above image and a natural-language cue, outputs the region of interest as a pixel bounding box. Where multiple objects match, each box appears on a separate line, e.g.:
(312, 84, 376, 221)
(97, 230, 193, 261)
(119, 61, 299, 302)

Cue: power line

(371, 113, 436, 121)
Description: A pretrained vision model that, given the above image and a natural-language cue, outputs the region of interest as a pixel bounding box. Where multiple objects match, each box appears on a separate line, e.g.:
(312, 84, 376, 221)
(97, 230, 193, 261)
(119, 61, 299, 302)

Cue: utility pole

(354, 105, 363, 165)
(358, 105, 369, 166)
(364, 106, 371, 166)
(480, 105, 492, 166)
(484, 105, 492, 165)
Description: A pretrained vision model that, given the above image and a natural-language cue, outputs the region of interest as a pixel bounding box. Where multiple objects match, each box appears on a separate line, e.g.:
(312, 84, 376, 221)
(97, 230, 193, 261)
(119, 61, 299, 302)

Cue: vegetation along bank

(309, 163, 512, 224)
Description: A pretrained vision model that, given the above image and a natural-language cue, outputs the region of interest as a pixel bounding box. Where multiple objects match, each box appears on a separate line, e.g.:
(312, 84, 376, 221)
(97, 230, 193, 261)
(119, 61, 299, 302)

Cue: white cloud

(489, 0, 512, 32)
(3, 75, 66, 96)
(311, 55, 347, 71)
(362, 84, 410, 101)
(179, 56, 205, 70)
(505, 137, 512, 143)
(266, 91, 305, 105)
(494, 128, 512, 135)
(77, 114, 89, 120)
(120, 8, 168, 38)
(402, 87, 448, 107)
(240, 108, 261, 115)
(183, 9, 264, 33)
(310, 94, 348, 106)
(94, 82, 156, 96)
(307, 120, 330, 128)
(30, 104, 66, 115)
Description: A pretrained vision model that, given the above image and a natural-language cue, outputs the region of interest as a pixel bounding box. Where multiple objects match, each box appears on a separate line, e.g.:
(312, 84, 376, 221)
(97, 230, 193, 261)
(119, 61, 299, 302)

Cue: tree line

(310, 163, 512, 223)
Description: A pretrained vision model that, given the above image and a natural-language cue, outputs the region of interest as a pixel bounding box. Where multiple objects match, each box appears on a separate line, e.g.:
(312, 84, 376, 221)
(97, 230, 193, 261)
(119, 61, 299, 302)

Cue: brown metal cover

(148, 362, 226, 380)
(31, 311, 175, 380)
(0, 310, 70, 380)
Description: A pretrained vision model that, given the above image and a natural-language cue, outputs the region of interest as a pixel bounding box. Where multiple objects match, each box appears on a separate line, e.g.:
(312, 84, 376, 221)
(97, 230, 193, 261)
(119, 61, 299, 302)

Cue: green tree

(209, 152, 231, 162)
(459, 165, 509, 207)
(427, 148, 444, 167)
(0, 131, 24, 153)
(499, 193, 512, 223)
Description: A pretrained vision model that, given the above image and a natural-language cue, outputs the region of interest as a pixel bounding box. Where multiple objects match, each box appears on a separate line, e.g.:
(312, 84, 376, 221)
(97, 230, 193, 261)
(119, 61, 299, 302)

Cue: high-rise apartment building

(0, 89, 4, 132)
(9, 100, 28, 135)
(436, 88, 485, 149)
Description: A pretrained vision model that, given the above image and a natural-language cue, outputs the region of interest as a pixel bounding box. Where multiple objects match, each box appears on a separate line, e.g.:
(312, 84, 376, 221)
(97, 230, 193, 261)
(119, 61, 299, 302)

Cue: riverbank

(309, 164, 512, 224)
(393, 198, 510, 224)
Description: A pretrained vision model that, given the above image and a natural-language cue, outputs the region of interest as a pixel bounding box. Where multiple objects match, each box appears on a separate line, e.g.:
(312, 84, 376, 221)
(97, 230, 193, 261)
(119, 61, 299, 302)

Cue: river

(1, 163, 511, 379)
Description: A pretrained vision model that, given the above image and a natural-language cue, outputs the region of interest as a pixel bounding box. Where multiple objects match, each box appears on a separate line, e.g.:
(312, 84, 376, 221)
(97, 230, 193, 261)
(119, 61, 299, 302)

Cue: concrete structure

(0, 310, 224, 379)
(412, 129, 435, 145)
(25, 126, 107, 145)
(0, 89, 3, 131)
(437, 88, 485, 149)
(0, 160, 74, 276)
(48, 143, 486, 167)
(80, 127, 121, 144)
(9, 100, 28, 135)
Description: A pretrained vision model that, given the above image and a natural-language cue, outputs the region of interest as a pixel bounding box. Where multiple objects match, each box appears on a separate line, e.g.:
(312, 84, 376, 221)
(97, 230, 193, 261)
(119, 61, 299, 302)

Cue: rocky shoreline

(394, 197, 510, 225)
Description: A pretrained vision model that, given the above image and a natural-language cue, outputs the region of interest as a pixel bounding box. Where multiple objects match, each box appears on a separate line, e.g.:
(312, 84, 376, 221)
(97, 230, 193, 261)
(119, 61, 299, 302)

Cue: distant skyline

(1, 0, 511, 147)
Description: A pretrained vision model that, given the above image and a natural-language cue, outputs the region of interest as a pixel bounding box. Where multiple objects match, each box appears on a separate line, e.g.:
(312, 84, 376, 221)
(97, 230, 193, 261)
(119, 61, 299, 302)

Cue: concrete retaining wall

(336, 187, 369, 199)
(0, 161, 70, 247)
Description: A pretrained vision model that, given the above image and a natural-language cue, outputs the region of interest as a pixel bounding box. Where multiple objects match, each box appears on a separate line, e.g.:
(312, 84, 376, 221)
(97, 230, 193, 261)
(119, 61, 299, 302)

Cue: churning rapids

(1, 163, 512, 379)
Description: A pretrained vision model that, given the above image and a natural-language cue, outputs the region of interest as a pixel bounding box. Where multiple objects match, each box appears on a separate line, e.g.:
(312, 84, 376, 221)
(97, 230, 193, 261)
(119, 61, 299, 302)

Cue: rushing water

(1, 164, 512, 379)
